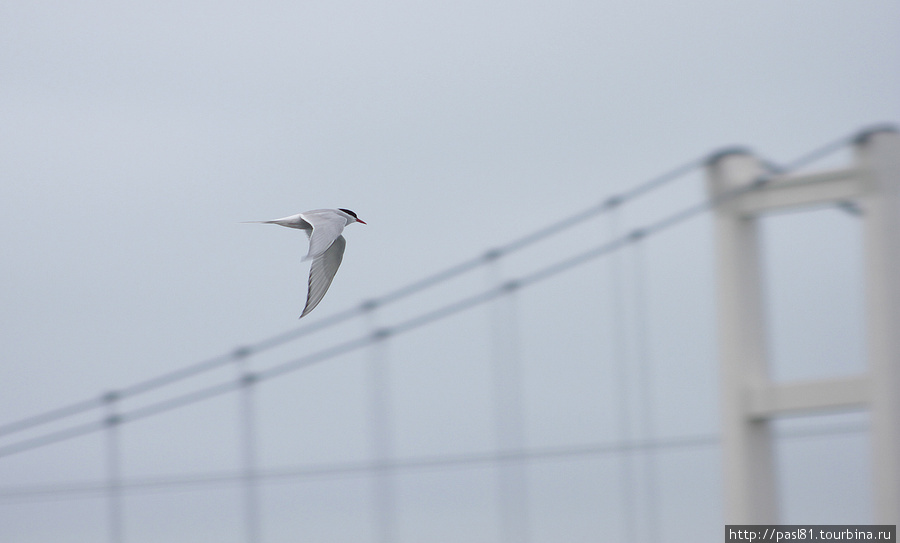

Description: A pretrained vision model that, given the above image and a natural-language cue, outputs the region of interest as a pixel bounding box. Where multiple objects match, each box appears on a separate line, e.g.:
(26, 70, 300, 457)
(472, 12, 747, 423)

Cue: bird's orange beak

(356, 218, 367, 225)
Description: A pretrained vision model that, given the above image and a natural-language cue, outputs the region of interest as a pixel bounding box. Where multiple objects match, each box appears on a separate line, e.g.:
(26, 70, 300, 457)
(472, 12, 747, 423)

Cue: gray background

(1, 1, 898, 541)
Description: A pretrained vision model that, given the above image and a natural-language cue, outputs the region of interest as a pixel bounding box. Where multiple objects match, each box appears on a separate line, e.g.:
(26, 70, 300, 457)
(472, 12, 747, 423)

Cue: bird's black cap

(338, 208, 358, 218)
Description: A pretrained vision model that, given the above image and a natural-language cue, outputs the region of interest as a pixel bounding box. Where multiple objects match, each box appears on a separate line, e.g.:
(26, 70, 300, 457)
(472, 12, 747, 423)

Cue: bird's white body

(249, 208, 365, 318)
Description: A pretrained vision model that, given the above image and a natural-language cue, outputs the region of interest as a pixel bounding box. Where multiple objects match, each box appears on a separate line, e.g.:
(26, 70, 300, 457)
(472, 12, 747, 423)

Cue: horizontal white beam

(738, 167, 864, 215)
(748, 375, 871, 419)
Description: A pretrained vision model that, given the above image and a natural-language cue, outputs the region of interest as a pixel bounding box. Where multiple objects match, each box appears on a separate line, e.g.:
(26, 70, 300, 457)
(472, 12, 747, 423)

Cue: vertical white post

(235, 351, 261, 543)
(485, 258, 530, 543)
(364, 306, 396, 543)
(607, 209, 638, 542)
(631, 238, 661, 543)
(706, 150, 779, 524)
(856, 129, 900, 524)
(103, 392, 124, 543)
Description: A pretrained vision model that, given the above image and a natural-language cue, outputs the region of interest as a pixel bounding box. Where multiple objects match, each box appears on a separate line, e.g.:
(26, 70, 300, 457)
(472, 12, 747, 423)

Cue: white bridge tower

(707, 128, 900, 524)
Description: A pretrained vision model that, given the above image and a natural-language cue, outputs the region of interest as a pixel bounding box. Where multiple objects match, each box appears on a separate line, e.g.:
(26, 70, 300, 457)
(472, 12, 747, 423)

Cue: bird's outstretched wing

(301, 211, 346, 260)
(300, 234, 346, 318)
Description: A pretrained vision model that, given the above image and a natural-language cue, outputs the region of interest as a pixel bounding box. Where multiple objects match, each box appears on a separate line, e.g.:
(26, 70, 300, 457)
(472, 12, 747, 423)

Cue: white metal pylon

(706, 127, 900, 525)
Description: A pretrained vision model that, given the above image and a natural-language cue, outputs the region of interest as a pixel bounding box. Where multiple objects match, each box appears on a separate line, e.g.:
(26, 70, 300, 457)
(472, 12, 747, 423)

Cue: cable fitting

(372, 328, 393, 341)
(101, 391, 120, 404)
(483, 248, 503, 261)
(232, 346, 252, 359)
(705, 146, 753, 166)
(853, 123, 899, 145)
(240, 373, 259, 387)
(751, 174, 771, 188)
(761, 159, 786, 174)
(603, 195, 623, 209)
(837, 200, 863, 217)
(105, 414, 122, 427)
(502, 280, 521, 292)
(360, 299, 380, 312)
(628, 229, 646, 242)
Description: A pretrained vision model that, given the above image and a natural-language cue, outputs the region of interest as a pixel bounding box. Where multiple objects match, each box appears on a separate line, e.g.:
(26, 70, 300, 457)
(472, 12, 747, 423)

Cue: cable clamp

(372, 328, 393, 341)
(628, 229, 646, 242)
(502, 280, 521, 292)
(603, 195, 624, 209)
(483, 248, 503, 261)
(232, 346, 252, 359)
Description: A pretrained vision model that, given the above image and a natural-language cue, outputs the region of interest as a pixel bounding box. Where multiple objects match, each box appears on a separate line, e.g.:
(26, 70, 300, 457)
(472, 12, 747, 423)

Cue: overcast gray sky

(1, 1, 898, 542)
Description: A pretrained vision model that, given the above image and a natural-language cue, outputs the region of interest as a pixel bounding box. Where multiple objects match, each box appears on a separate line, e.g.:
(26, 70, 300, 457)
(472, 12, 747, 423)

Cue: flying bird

(247, 208, 366, 318)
